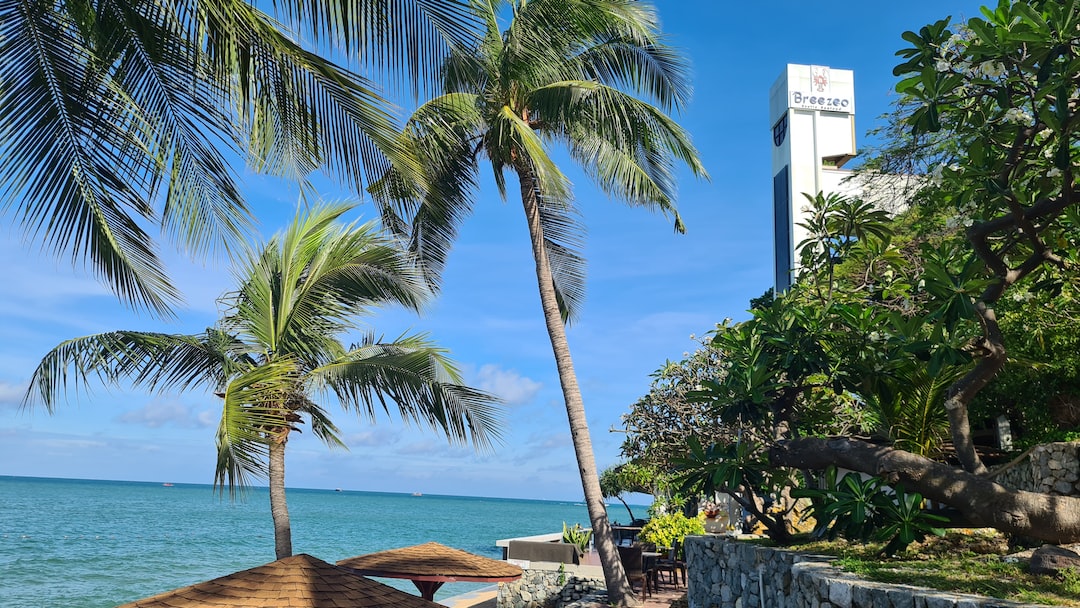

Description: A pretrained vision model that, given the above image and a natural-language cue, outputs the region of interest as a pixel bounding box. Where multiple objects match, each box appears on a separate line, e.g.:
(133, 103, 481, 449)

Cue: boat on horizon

(162, 483, 174, 487)
(411, 492, 422, 497)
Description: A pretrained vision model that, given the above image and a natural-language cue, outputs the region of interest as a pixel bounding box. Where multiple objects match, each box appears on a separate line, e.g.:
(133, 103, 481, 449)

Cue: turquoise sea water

(0, 476, 629, 607)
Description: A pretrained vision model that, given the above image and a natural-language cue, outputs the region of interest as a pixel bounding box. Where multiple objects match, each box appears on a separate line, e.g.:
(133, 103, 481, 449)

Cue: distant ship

(411, 492, 422, 497)
(162, 483, 174, 487)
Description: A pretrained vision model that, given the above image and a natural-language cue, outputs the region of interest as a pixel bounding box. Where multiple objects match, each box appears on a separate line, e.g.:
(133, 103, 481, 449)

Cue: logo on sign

(812, 65, 830, 93)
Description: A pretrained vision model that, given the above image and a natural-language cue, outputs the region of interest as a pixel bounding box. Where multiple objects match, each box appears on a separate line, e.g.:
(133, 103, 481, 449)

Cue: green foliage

(562, 522, 592, 554)
(796, 468, 947, 555)
(639, 511, 705, 550)
(4, 0, 468, 314)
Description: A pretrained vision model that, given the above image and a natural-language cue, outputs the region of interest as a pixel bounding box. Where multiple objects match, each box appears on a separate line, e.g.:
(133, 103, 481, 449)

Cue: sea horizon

(0, 473, 608, 506)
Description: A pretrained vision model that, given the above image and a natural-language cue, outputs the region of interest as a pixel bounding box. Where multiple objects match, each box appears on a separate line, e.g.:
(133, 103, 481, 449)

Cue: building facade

(770, 64, 857, 291)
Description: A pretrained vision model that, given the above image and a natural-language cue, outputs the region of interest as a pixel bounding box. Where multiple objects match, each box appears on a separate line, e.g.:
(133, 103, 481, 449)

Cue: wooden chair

(617, 545, 652, 599)
(654, 540, 687, 588)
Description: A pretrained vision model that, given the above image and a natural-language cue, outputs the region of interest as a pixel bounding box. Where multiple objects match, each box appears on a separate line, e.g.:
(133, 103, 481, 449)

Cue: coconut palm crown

(0, 0, 480, 315)
(371, 1, 707, 603)
(24, 203, 502, 559)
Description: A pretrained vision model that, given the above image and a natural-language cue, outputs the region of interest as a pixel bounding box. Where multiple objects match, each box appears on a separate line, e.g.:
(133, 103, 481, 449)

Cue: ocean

(0, 476, 635, 607)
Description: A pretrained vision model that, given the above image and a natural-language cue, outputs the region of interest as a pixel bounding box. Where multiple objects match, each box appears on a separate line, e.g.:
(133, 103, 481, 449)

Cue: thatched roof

(117, 553, 444, 608)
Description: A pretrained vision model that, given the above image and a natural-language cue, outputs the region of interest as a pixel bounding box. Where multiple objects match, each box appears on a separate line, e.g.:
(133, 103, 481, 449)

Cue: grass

(778, 530, 1080, 606)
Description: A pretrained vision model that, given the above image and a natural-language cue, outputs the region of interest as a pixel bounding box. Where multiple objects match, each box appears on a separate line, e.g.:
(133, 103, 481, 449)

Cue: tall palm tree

(0, 0, 479, 315)
(23, 203, 502, 559)
(372, 1, 706, 603)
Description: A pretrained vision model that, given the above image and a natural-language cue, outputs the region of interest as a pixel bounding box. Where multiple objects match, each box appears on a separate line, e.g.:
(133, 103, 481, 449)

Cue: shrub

(639, 511, 705, 550)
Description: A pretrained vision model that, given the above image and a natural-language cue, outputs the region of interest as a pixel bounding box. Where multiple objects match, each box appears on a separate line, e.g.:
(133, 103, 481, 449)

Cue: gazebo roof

(337, 541, 523, 582)
(117, 553, 444, 608)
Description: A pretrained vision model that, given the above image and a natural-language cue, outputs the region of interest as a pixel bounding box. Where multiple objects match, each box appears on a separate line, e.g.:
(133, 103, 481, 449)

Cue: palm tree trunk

(269, 435, 293, 559)
(516, 167, 636, 606)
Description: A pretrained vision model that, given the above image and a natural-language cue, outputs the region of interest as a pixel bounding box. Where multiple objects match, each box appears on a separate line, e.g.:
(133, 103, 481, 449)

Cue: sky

(0, 1, 989, 503)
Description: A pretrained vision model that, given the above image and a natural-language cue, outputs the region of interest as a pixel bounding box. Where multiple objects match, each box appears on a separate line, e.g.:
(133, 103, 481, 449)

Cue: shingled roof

(337, 541, 523, 580)
(117, 553, 444, 608)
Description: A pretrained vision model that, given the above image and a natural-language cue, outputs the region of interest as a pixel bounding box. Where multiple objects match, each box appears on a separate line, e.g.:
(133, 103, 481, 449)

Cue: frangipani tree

(771, 0, 1080, 542)
(24, 203, 502, 559)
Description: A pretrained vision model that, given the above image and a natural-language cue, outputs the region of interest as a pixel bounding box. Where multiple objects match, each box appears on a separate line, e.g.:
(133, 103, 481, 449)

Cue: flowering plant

(700, 500, 723, 518)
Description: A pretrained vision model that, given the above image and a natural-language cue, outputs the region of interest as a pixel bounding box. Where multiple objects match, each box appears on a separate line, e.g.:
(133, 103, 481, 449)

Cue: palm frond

(215, 2, 406, 196)
(491, 105, 571, 201)
(518, 177, 588, 323)
(23, 330, 234, 413)
(311, 332, 503, 451)
(369, 93, 484, 288)
(214, 360, 301, 496)
(270, 0, 482, 97)
(0, 0, 186, 314)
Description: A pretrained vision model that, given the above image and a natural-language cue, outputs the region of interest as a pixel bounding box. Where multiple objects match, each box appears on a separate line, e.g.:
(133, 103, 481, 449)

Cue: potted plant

(562, 522, 592, 555)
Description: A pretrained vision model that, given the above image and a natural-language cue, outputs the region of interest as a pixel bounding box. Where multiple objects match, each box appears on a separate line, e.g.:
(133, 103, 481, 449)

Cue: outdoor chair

(617, 545, 652, 599)
(653, 541, 687, 588)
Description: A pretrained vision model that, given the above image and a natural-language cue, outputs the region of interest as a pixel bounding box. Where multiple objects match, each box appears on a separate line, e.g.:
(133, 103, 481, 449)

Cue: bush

(639, 511, 705, 550)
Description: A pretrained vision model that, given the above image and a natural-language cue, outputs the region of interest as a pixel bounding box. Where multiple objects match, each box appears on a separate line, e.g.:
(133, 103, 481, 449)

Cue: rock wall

(684, 536, 1045, 608)
(992, 441, 1080, 496)
(497, 567, 605, 608)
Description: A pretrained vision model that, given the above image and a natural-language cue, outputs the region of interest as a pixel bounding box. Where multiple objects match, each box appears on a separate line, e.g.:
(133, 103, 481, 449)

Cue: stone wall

(992, 441, 1080, 496)
(684, 535, 1046, 608)
(497, 567, 605, 608)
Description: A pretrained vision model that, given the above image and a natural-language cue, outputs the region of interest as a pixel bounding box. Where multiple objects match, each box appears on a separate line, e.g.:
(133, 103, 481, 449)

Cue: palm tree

(0, 0, 479, 315)
(372, 1, 706, 603)
(23, 203, 502, 559)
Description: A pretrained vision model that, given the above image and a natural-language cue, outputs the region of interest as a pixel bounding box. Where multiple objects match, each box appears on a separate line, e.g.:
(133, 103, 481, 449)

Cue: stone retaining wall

(497, 567, 605, 608)
(992, 441, 1080, 496)
(684, 535, 1046, 608)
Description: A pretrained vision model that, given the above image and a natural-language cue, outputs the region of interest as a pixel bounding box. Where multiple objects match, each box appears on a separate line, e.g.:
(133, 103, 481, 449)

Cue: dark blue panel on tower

(773, 165, 791, 291)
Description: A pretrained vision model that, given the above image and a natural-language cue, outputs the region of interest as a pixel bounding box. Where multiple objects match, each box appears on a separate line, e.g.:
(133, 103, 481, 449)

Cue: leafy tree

(599, 464, 651, 523)
(371, 1, 706, 603)
(770, 0, 1080, 542)
(23, 203, 501, 559)
(1, 0, 479, 313)
(618, 342, 733, 472)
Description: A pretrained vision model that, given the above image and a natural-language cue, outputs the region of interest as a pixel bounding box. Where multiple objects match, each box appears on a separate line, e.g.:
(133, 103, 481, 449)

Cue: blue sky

(0, 1, 986, 502)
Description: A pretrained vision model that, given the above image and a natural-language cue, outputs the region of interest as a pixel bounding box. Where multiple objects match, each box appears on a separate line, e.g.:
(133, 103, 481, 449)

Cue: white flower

(1003, 107, 1032, 124)
(1047, 167, 1063, 178)
(1035, 128, 1053, 143)
(978, 61, 1006, 78)
(936, 58, 952, 72)
(930, 163, 945, 185)
(1044, 147, 1055, 159)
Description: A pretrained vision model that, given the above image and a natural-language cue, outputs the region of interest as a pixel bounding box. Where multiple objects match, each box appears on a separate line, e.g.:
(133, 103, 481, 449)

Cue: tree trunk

(770, 436, 1080, 542)
(269, 434, 293, 559)
(516, 167, 636, 606)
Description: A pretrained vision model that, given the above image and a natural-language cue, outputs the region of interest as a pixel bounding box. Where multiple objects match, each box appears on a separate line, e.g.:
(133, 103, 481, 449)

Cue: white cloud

(115, 400, 214, 429)
(345, 428, 401, 447)
(475, 364, 542, 406)
(0, 381, 26, 410)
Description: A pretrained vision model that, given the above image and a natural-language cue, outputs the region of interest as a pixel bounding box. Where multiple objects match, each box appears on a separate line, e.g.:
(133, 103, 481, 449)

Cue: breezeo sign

(790, 91, 851, 112)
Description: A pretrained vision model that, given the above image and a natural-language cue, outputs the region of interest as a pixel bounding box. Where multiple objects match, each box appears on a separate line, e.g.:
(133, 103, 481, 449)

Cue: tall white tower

(769, 64, 857, 291)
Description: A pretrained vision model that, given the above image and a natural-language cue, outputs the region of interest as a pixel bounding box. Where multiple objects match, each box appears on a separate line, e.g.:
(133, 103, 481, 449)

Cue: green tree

(599, 462, 659, 523)
(23, 203, 501, 559)
(1, 0, 479, 314)
(372, 1, 706, 603)
(771, 0, 1080, 542)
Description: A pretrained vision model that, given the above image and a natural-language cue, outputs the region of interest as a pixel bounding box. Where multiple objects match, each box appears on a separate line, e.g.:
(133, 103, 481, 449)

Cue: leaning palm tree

(371, 1, 706, 603)
(23, 203, 501, 559)
(0, 0, 480, 315)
